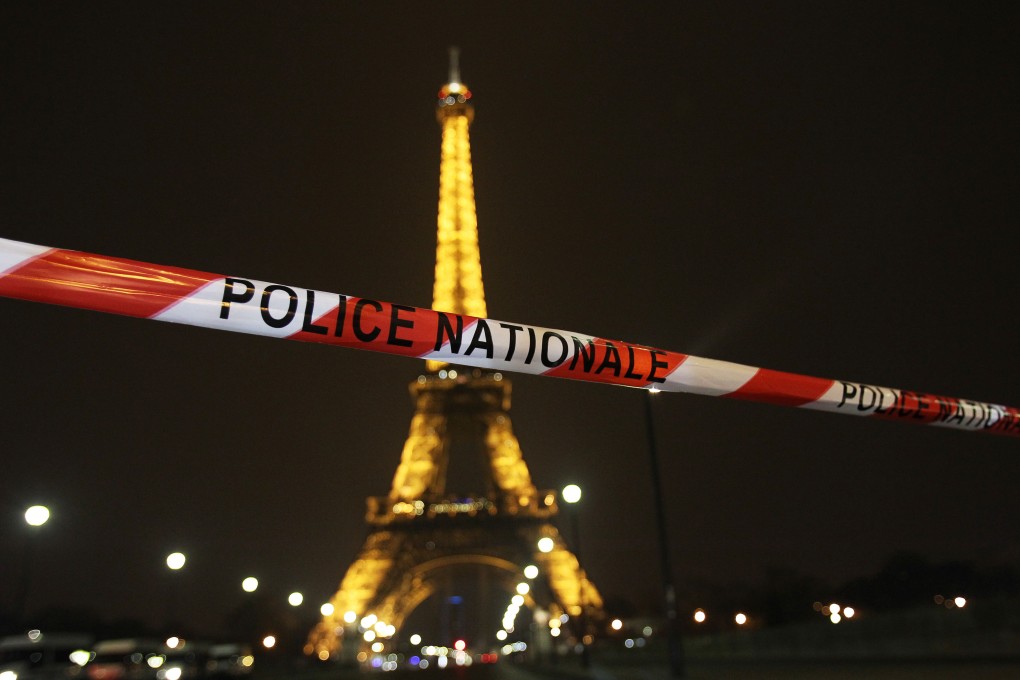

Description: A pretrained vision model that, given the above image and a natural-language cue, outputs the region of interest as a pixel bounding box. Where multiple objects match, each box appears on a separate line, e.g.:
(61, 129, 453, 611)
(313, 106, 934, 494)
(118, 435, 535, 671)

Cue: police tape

(1, 236, 1017, 438)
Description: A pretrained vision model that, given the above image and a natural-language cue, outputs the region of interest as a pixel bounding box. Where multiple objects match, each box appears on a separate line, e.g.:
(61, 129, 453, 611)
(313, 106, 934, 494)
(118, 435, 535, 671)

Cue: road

(255, 658, 1020, 680)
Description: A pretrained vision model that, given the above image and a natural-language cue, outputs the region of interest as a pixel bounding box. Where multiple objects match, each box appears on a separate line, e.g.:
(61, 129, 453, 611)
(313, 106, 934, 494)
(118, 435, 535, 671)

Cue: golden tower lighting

(305, 53, 603, 664)
(428, 47, 485, 372)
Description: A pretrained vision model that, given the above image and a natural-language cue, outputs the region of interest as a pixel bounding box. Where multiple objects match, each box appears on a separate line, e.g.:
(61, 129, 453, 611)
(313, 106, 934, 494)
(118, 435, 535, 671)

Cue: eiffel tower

(305, 51, 604, 662)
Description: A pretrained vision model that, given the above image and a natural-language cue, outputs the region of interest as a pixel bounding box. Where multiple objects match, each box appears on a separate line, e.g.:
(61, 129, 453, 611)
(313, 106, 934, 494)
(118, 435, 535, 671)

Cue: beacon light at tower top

(438, 82, 472, 103)
(0, 236, 1017, 438)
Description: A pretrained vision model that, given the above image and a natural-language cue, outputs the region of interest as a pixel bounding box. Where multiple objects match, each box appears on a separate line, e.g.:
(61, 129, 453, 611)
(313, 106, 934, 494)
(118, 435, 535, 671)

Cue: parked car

(0, 632, 93, 679)
(204, 645, 252, 678)
(83, 640, 166, 680)
(157, 643, 208, 680)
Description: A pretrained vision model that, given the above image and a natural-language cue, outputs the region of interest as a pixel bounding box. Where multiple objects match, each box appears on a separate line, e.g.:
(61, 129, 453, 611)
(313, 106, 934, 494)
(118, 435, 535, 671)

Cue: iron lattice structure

(306, 56, 603, 661)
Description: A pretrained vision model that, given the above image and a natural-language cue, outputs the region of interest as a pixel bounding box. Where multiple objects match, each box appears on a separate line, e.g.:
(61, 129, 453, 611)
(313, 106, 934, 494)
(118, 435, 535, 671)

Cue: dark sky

(1, 2, 1018, 636)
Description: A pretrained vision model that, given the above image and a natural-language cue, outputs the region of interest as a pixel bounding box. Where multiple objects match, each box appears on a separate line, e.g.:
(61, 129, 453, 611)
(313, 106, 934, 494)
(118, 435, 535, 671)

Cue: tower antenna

(448, 46, 461, 83)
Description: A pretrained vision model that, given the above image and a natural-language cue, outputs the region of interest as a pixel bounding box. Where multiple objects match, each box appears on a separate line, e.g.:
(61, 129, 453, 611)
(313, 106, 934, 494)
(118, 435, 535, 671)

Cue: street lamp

(561, 484, 590, 669)
(165, 551, 187, 631)
(644, 389, 686, 678)
(561, 484, 583, 554)
(24, 505, 50, 527)
(562, 484, 582, 505)
(15, 504, 50, 624)
(166, 552, 186, 570)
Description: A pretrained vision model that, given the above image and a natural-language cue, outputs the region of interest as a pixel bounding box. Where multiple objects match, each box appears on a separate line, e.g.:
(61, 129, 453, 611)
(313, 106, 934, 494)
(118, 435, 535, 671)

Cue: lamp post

(14, 505, 50, 626)
(165, 551, 186, 632)
(561, 484, 590, 669)
(644, 389, 686, 678)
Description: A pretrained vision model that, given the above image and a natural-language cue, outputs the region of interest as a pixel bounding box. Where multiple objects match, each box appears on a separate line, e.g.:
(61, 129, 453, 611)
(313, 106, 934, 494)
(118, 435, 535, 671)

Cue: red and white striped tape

(2, 237, 1017, 438)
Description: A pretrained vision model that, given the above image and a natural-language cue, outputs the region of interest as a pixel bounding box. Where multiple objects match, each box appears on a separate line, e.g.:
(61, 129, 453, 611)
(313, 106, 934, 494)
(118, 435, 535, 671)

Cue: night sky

(1, 2, 1018, 637)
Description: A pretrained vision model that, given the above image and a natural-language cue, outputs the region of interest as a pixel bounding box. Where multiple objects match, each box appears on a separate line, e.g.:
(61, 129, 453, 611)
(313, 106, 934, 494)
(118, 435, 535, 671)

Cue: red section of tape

(994, 407, 1020, 436)
(542, 337, 687, 388)
(286, 298, 452, 358)
(725, 367, 833, 407)
(0, 249, 217, 318)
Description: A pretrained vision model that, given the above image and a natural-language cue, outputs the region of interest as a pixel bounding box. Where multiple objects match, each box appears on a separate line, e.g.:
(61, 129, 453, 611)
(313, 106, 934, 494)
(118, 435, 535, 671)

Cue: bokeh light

(24, 505, 50, 527)
(562, 484, 582, 504)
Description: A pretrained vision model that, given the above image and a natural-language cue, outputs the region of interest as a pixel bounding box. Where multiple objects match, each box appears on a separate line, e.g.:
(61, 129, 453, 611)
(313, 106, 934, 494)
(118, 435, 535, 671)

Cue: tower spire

(448, 45, 461, 84)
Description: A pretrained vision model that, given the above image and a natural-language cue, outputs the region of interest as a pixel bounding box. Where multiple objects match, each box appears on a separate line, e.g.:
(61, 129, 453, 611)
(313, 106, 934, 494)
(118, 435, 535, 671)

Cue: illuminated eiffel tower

(305, 51, 603, 662)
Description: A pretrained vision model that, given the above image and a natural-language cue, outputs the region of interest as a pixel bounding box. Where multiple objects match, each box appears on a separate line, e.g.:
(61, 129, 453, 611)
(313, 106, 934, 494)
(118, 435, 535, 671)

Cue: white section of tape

(0, 238, 51, 276)
(666, 355, 758, 396)
(804, 381, 881, 416)
(154, 277, 340, 338)
(419, 318, 570, 376)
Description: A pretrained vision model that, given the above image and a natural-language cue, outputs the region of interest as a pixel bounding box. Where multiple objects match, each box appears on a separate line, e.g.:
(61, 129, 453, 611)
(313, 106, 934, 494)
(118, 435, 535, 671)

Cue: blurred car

(203, 645, 252, 678)
(0, 632, 93, 680)
(156, 643, 208, 680)
(83, 640, 166, 680)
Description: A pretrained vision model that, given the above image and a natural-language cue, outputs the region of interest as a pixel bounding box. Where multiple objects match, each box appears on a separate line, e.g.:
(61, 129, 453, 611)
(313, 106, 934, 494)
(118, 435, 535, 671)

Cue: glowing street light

(561, 484, 582, 505)
(163, 551, 187, 631)
(693, 609, 706, 623)
(560, 483, 590, 668)
(288, 592, 303, 606)
(24, 505, 50, 527)
(166, 552, 186, 570)
(15, 504, 52, 625)
(523, 564, 539, 579)
(735, 613, 747, 626)
(537, 537, 554, 553)
(242, 577, 259, 593)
